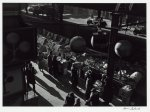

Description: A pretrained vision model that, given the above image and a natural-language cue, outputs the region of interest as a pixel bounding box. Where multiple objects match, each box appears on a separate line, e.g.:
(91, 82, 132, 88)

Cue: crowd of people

(46, 51, 109, 106)
(63, 89, 102, 106)
(21, 50, 143, 106)
(21, 49, 109, 106)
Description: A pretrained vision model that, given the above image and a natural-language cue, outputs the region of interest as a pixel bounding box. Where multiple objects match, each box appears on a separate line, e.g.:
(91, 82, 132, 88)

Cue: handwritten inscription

(123, 107, 140, 110)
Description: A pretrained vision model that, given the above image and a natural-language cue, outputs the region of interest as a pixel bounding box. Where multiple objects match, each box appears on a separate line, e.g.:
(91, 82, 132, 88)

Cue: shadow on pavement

(35, 76, 64, 101)
(43, 72, 86, 101)
(43, 73, 71, 93)
(23, 95, 53, 106)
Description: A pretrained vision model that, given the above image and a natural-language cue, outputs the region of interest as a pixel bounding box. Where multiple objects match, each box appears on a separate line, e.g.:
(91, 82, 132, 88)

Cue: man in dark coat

(48, 52, 53, 74)
(74, 98, 81, 106)
(52, 55, 58, 77)
(71, 63, 78, 89)
(26, 63, 36, 95)
(85, 88, 101, 106)
(64, 92, 75, 106)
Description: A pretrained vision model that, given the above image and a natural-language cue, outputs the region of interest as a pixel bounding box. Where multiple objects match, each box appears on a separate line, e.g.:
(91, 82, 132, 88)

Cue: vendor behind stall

(85, 69, 95, 100)
(71, 63, 79, 89)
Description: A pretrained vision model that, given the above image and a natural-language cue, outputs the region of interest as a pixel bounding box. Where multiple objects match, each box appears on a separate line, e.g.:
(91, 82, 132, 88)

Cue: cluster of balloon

(69, 36, 86, 53)
(19, 41, 31, 53)
(4, 32, 32, 65)
(6, 32, 31, 53)
(6, 32, 20, 45)
(114, 40, 132, 58)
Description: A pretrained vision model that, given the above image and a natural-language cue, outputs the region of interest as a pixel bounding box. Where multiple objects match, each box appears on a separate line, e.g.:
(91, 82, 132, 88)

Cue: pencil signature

(123, 107, 140, 110)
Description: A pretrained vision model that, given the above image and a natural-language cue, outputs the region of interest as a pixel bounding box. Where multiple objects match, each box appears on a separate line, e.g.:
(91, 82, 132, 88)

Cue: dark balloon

(114, 40, 132, 58)
(70, 36, 86, 53)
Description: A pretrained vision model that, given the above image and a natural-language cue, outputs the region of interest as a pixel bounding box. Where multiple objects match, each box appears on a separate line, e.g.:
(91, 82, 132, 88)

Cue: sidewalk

(23, 61, 86, 106)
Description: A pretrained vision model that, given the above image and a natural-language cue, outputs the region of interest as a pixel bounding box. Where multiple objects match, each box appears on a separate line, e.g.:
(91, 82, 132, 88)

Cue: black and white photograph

(1, 1, 149, 111)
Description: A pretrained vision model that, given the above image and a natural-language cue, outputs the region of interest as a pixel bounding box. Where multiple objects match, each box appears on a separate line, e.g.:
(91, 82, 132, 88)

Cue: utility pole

(102, 13, 120, 105)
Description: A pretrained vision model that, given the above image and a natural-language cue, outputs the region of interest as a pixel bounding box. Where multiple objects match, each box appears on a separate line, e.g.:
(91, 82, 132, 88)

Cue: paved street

(24, 61, 86, 106)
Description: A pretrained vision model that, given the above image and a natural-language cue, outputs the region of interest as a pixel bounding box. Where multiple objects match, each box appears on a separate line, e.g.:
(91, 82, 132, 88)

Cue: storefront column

(103, 13, 120, 104)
